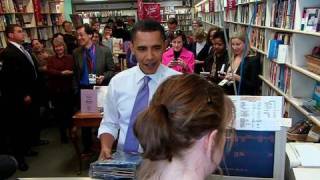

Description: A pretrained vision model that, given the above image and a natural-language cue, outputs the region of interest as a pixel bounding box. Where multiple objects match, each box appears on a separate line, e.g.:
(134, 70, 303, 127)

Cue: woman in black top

(220, 32, 261, 95)
(205, 31, 229, 84)
(190, 28, 211, 74)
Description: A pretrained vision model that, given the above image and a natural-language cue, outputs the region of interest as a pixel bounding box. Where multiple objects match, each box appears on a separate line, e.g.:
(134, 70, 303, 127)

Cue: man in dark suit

(73, 24, 115, 154)
(0, 24, 41, 171)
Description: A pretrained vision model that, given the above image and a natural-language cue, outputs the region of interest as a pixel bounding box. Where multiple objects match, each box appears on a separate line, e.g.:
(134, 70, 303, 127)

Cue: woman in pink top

(162, 30, 195, 73)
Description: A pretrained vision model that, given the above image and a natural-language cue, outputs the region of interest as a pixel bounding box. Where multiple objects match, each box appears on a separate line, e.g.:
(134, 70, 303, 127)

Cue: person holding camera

(219, 32, 261, 95)
(204, 31, 229, 84)
(162, 30, 195, 73)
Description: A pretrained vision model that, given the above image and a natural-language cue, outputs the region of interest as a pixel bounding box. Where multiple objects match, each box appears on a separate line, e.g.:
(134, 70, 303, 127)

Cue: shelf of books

(0, 0, 65, 48)
(194, 0, 320, 133)
(160, 7, 193, 34)
(195, 0, 224, 31)
(71, 10, 136, 28)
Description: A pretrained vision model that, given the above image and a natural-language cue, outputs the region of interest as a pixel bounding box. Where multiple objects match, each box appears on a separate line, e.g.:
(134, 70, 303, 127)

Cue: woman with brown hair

(162, 30, 195, 73)
(134, 74, 235, 180)
(46, 38, 74, 143)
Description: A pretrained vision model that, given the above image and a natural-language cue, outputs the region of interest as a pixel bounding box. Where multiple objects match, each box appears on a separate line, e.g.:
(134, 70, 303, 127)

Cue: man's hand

(195, 60, 204, 64)
(61, 70, 73, 76)
(99, 147, 112, 161)
(98, 133, 115, 161)
(168, 59, 178, 67)
(96, 75, 105, 85)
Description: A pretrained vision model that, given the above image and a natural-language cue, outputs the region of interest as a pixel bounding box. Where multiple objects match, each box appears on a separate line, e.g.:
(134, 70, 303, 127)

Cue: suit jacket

(73, 44, 115, 88)
(0, 43, 41, 114)
(191, 42, 211, 74)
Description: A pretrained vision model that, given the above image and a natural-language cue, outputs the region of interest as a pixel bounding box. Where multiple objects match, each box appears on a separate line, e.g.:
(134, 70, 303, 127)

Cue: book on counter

(89, 151, 142, 179)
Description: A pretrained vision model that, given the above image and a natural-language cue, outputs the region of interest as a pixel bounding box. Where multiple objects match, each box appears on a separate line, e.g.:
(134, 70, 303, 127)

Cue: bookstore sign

(137, 2, 161, 22)
(227, 0, 236, 10)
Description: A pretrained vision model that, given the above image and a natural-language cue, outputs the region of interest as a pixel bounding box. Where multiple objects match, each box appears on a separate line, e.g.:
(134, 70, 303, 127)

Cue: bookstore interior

(0, 0, 320, 180)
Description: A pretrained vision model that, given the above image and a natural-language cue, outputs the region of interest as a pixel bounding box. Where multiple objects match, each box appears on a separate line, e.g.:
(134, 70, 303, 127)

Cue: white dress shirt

(98, 64, 180, 151)
(196, 41, 206, 56)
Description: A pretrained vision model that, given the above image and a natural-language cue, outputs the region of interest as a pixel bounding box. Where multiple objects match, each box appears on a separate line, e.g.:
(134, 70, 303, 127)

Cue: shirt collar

(135, 63, 165, 85)
(9, 41, 23, 50)
(84, 43, 95, 52)
(196, 41, 206, 47)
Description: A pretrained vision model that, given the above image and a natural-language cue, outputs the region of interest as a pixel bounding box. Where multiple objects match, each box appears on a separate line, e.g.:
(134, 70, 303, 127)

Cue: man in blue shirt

(98, 20, 180, 159)
(73, 24, 114, 154)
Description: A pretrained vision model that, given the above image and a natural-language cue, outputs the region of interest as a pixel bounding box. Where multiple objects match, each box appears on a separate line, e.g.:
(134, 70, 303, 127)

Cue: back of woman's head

(134, 74, 233, 162)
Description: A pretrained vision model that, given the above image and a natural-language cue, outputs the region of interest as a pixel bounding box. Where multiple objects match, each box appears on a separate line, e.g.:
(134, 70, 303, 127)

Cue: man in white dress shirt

(98, 20, 180, 160)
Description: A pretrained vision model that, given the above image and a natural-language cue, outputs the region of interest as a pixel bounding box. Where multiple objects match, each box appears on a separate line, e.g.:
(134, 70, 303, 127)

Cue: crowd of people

(0, 17, 260, 179)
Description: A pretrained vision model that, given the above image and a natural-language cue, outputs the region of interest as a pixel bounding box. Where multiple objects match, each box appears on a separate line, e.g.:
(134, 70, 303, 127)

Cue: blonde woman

(219, 32, 261, 95)
(191, 28, 211, 74)
(46, 38, 74, 143)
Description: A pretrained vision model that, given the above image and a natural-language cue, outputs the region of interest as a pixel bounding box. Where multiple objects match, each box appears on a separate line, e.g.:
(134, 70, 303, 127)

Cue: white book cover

(277, 44, 289, 64)
(112, 38, 123, 53)
(93, 86, 108, 109)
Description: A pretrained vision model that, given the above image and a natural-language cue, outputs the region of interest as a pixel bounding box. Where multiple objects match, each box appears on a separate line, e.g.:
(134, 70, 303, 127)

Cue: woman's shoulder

(163, 48, 174, 57)
(181, 48, 194, 57)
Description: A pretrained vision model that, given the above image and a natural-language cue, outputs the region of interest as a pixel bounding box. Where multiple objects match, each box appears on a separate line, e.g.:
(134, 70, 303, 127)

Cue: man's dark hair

(131, 20, 165, 42)
(116, 19, 124, 27)
(53, 32, 64, 39)
(76, 24, 94, 36)
(91, 20, 99, 26)
(93, 30, 102, 43)
(5, 24, 21, 37)
(62, 21, 72, 28)
(212, 31, 227, 45)
(31, 39, 41, 47)
(168, 18, 178, 25)
(104, 25, 112, 30)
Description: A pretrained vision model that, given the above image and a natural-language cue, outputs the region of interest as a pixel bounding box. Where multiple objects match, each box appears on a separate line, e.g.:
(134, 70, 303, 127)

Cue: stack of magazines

(89, 151, 142, 179)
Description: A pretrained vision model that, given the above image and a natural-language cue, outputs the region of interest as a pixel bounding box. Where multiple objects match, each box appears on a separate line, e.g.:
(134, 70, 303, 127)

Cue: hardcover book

(80, 89, 98, 113)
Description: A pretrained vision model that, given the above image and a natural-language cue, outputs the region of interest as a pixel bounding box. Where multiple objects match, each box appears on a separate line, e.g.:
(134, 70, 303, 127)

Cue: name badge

(89, 73, 96, 85)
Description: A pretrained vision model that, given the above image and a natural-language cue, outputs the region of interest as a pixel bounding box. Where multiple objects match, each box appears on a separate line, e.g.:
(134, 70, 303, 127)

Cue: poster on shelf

(137, 0, 144, 20)
(32, 0, 42, 25)
(227, 0, 237, 10)
(201, 3, 205, 13)
(142, 3, 161, 22)
(209, 0, 215, 12)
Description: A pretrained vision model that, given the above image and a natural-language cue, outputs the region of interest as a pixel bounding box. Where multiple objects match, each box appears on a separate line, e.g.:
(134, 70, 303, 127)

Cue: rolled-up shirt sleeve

(98, 79, 120, 139)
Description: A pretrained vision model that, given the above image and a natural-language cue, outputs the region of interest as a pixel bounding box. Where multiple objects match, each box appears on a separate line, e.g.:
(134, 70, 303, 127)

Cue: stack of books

(89, 151, 142, 179)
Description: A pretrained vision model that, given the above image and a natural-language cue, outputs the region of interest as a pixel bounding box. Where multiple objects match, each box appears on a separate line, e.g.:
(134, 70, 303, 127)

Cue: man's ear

(8, 33, 13, 39)
(205, 130, 218, 158)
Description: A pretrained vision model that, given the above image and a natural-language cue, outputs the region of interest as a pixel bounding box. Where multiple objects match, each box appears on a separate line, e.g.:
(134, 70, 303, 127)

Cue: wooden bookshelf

(0, 0, 65, 48)
(160, 7, 193, 35)
(194, 0, 320, 131)
(260, 75, 320, 127)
